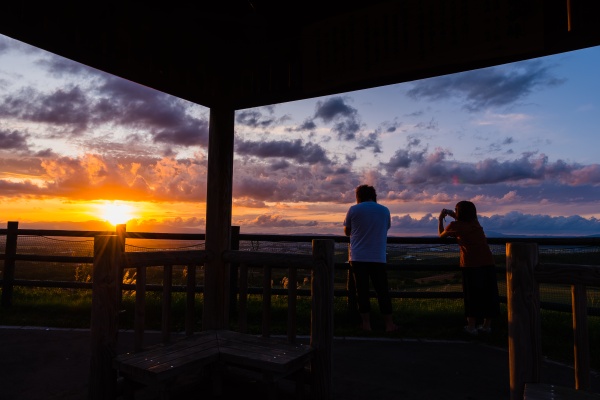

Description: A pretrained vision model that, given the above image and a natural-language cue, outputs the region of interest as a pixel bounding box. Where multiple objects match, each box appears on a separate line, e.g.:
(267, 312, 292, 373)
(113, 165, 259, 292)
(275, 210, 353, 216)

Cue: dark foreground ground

(1, 326, 600, 400)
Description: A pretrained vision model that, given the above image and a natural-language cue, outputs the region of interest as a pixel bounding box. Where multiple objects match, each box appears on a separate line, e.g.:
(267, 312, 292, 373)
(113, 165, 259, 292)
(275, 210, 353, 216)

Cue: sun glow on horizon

(99, 202, 136, 226)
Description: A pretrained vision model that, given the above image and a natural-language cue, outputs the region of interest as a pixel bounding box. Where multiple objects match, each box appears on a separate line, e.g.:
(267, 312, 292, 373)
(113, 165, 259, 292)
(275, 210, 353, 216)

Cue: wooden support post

(311, 239, 334, 400)
(204, 105, 235, 330)
(89, 235, 119, 400)
(1, 221, 18, 307)
(572, 284, 591, 390)
(506, 242, 541, 400)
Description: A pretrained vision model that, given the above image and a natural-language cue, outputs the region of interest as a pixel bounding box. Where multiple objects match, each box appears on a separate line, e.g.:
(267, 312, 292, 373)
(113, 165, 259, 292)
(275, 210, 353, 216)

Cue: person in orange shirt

(438, 201, 500, 336)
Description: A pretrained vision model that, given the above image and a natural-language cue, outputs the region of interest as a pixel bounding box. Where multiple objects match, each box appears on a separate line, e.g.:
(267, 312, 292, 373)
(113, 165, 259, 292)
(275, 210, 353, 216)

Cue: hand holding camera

(439, 208, 456, 221)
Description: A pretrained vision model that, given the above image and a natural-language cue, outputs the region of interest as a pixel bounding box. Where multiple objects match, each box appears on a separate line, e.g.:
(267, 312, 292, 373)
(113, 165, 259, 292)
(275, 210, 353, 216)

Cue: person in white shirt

(344, 184, 399, 332)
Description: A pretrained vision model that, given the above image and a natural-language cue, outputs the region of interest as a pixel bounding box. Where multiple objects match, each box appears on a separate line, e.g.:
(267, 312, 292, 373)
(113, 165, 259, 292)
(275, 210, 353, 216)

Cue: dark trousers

(350, 261, 393, 315)
(461, 265, 500, 319)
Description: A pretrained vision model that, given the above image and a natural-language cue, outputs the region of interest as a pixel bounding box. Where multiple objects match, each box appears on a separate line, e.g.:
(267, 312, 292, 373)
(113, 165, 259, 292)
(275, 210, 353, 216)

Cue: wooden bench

(113, 330, 315, 399)
(215, 330, 315, 398)
(113, 332, 220, 397)
(89, 235, 333, 400)
(507, 242, 600, 400)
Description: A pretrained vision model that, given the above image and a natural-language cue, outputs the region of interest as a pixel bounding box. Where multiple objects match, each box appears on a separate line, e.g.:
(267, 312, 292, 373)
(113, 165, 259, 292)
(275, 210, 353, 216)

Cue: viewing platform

(2, 326, 600, 399)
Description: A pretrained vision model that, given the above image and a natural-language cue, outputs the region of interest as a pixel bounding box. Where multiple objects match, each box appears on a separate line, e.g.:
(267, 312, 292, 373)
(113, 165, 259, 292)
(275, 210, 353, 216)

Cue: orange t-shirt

(444, 220, 494, 267)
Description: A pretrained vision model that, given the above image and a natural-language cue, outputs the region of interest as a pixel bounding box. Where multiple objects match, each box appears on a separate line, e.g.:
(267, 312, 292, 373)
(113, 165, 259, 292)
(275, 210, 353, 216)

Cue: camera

(442, 208, 453, 215)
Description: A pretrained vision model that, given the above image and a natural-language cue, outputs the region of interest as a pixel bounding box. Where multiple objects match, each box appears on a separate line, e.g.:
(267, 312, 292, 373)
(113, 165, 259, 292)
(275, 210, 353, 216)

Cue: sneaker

(477, 325, 491, 334)
(463, 326, 478, 336)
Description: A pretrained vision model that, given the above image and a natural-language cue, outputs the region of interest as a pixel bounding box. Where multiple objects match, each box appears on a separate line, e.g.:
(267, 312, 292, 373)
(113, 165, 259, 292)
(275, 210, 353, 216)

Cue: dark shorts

(462, 265, 500, 319)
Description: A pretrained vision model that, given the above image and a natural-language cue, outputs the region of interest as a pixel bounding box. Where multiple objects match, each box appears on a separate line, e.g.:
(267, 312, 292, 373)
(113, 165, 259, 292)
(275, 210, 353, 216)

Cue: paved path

(1, 326, 599, 399)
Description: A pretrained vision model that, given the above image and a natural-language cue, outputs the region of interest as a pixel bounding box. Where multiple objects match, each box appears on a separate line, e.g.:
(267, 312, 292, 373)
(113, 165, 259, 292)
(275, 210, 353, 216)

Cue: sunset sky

(1, 34, 600, 237)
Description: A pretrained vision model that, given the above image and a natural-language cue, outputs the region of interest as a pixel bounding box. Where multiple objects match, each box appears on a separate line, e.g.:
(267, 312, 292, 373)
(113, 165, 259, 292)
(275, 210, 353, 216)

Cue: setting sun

(100, 202, 135, 226)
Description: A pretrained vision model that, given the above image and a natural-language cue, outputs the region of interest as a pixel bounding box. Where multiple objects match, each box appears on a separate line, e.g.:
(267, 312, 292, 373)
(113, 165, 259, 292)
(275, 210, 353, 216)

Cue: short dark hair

(455, 200, 477, 222)
(355, 184, 377, 203)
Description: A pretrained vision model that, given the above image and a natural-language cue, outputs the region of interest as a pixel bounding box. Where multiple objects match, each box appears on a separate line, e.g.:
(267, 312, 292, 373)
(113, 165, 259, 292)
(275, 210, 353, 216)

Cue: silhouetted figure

(438, 200, 500, 335)
(344, 184, 399, 332)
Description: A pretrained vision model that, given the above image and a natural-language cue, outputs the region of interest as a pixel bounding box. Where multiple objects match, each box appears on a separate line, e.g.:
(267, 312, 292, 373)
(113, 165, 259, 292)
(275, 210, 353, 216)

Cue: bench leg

(121, 381, 136, 400)
(160, 379, 176, 400)
(118, 377, 141, 400)
(262, 372, 278, 400)
(293, 369, 307, 400)
(210, 362, 224, 396)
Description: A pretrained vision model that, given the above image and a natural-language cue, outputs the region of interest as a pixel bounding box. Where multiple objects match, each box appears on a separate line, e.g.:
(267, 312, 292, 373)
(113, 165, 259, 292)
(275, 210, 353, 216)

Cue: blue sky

(0, 33, 599, 236)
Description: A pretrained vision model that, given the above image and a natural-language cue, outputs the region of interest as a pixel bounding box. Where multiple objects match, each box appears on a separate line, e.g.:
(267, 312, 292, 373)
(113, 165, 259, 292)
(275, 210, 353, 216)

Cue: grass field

(1, 286, 599, 372)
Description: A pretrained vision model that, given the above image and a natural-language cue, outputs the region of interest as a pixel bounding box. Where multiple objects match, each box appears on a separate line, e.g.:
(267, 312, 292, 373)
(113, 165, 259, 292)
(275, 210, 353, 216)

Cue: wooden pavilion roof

(2, 1, 600, 110)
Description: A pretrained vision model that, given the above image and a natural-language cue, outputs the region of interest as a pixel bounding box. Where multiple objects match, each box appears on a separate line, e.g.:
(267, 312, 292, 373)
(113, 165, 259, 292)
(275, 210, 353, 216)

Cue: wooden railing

(506, 242, 600, 400)
(2, 221, 600, 311)
(3, 222, 600, 398)
(89, 234, 334, 399)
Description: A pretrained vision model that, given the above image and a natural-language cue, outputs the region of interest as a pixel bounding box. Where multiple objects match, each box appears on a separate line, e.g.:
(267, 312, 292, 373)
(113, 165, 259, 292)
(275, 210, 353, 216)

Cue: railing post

(345, 241, 360, 325)
(115, 224, 126, 309)
(572, 284, 591, 390)
(346, 265, 359, 325)
(262, 265, 272, 337)
(89, 235, 119, 400)
(185, 263, 197, 336)
(238, 263, 249, 333)
(310, 239, 334, 400)
(162, 264, 173, 343)
(229, 225, 240, 314)
(507, 242, 541, 400)
(1, 221, 18, 307)
(134, 264, 147, 352)
(287, 264, 298, 343)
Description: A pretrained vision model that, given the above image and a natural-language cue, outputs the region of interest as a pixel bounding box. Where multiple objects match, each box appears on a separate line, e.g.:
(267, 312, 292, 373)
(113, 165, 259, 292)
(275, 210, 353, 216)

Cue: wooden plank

(113, 329, 313, 386)
(535, 263, 600, 286)
(123, 250, 207, 268)
(216, 331, 313, 374)
(114, 333, 220, 384)
(223, 250, 314, 268)
(115, 333, 219, 364)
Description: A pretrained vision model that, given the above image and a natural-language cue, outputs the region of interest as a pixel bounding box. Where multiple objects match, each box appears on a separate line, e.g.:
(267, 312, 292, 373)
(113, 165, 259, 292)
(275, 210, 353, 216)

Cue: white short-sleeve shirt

(343, 200, 390, 263)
